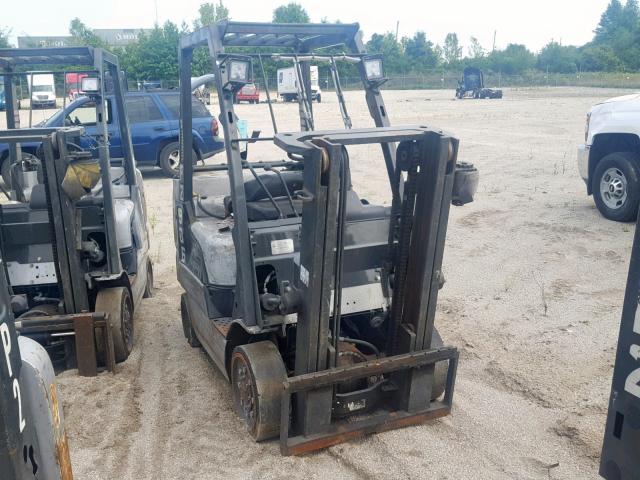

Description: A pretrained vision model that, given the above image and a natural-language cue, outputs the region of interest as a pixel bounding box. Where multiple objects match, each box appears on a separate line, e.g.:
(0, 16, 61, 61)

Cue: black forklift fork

(281, 131, 459, 455)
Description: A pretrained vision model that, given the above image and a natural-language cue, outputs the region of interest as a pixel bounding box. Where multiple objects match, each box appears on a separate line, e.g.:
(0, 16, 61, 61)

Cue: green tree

(0, 27, 11, 48)
(580, 43, 622, 71)
(595, 0, 624, 42)
(537, 41, 580, 73)
(69, 18, 105, 47)
(120, 21, 181, 81)
(621, 0, 639, 28)
(468, 37, 485, 59)
(487, 44, 535, 74)
(193, 1, 229, 28)
(273, 3, 310, 23)
(367, 33, 406, 73)
(442, 33, 462, 66)
(404, 31, 439, 70)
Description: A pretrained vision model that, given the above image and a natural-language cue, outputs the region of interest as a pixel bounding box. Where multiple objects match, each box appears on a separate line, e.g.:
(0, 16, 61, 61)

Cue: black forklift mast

(600, 212, 640, 479)
(274, 127, 459, 453)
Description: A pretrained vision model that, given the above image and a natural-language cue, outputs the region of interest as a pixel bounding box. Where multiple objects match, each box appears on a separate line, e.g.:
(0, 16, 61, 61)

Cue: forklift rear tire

(431, 328, 448, 400)
(95, 287, 134, 363)
(231, 341, 287, 441)
(143, 260, 154, 298)
(180, 293, 201, 347)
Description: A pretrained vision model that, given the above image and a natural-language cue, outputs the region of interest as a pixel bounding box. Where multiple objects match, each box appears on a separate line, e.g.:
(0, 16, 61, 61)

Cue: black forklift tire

(316, 94, 321, 103)
(95, 287, 134, 363)
(143, 259, 154, 298)
(180, 293, 201, 347)
(230, 341, 287, 441)
(159, 142, 197, 178)
(593, 152, 640, 222)
(431, 328, 448, 401)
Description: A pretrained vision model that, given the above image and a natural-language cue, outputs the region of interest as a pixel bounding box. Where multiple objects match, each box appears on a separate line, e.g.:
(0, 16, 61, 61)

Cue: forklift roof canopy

(0, 46, 118, 69)
(180, 21, 361, 50)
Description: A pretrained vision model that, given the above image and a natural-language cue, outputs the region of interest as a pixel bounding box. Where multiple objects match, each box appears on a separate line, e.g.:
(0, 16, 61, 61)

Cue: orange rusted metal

(50, 383, 74, 479)
(284, 406, 451, 456)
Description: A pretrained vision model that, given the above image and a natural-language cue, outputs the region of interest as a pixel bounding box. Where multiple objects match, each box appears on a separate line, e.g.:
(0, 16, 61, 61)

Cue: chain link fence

(240, 72, 640, 92)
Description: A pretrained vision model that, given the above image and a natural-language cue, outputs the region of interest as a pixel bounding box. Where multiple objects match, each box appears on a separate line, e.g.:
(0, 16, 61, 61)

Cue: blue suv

(0, 91, 224, 179)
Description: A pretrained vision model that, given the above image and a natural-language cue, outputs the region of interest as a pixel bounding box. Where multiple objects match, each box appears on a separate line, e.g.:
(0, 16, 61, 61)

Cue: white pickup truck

(578, 93, 640, 221)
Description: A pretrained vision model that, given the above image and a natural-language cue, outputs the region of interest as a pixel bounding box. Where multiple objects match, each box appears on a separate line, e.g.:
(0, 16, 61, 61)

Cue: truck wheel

(180, 293, 201, 347)
(430, 328, 449, 401)
(159, 142, 197, 178)
(593, 152, 640, 222)
(95, 287, 134, 363)
(231, 341, 287, 441)
(316, 94, 322, 103)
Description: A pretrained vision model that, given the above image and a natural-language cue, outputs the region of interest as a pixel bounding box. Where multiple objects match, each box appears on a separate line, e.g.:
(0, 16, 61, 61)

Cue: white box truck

(27, 72, 56, 108)
(277, 65, 321, 103)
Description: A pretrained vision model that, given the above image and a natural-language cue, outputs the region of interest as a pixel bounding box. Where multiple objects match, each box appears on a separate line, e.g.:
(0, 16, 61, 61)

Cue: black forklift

(0, 247, 74, 480)
(600, 210, 640, 478)
(455, 66, 503, 99)
(174, 22, 478, 454)
(0, 47, 153, 374)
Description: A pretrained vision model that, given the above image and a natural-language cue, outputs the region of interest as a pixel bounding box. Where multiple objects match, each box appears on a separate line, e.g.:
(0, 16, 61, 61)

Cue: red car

(234, 83, 260, 104)
(65, 72, 88, 101)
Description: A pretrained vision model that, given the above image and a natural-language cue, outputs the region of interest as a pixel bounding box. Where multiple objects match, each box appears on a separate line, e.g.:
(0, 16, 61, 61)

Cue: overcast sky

(3, 0, 610, 52)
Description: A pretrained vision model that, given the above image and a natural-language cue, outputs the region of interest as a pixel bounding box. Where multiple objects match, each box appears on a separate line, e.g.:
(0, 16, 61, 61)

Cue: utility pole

(492, 30, 497, 52)
(154, 0, 159, 26)
(395, 21, 399, 42)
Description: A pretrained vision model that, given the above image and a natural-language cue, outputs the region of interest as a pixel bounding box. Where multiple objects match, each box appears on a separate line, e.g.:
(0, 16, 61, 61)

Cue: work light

(220, 56, 252, 90)
(80, 77, 101, 94)
(363, 56, 385, 83)
(229, 60, 249, 83)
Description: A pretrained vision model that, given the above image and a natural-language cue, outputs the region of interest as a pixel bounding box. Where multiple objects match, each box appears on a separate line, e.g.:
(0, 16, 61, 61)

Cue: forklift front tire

(431, 328, 448, 400)
(231, 341, 287, 441)
(95, 287, 134, 363)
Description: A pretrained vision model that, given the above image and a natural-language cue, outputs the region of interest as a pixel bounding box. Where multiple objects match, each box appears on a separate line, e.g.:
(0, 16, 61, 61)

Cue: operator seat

(226, 169, 389, 222)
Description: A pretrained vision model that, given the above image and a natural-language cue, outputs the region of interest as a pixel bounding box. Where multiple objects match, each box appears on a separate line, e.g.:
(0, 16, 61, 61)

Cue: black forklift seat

(29, 184, 48, 210)
(226, 171, 390, 222)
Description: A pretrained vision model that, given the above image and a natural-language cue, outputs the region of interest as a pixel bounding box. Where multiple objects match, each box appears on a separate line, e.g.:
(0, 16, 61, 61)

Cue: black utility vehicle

(455, 67, 503, 99)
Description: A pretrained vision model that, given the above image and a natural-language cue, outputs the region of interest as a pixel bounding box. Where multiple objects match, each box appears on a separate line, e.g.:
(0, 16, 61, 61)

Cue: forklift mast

(600, 213, 640, 479)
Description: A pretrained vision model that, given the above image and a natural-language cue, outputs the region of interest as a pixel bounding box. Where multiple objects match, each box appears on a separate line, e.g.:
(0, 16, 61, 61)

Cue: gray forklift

(175, 22, 478, 454)
(0, 47, 153, 373)
(0, 249, 74, 480)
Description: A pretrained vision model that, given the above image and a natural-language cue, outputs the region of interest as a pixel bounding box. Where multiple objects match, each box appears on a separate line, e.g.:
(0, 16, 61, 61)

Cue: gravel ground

(7, 86, 636, 479)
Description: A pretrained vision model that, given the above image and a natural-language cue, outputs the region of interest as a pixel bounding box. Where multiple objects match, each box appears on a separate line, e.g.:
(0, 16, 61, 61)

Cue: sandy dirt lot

(6, 86, 636, 479)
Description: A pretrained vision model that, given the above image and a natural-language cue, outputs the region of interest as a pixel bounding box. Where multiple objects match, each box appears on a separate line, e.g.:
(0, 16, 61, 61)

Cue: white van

(277, 66, 321, 103)
(27, 72, 56, 108)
